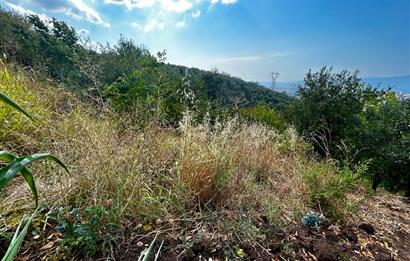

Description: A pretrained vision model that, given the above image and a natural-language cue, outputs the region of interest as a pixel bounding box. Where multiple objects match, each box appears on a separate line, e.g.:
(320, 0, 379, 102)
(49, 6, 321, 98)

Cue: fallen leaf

(40, 241, 55, 251)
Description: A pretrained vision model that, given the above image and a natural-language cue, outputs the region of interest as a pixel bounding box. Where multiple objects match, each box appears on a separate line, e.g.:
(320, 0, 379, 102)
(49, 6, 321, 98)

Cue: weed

(48, 207, 118, 258)
(303, 162, 365, 220)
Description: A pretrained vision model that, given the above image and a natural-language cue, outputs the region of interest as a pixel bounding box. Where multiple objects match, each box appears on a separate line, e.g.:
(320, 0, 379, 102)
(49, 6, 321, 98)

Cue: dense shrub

(239, 103, 286, 131)
(290, 67, 410, 196)
(303, 162, 365, 220)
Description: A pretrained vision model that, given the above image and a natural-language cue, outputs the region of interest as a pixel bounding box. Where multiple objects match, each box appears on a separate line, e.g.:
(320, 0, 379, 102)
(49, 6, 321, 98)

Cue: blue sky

(1, 0, 409, 82)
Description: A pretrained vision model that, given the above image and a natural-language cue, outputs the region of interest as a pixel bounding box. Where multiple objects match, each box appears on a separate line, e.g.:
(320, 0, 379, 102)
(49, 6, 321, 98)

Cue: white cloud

(176, 20, 185, 27)
(78, 28, 90, 34)
(23, 0, 109, 26)
(104, 0, 156, 10)
(192, 10, 201, 18)
(221, 0, 237, 4)
(104, 0, 194, 12)
(131, 21, 142, 29)
(210, 0, 237, 5)
(144, 19, 166, 32)
(5, 2, 51, 23)
(160, 0, 192, 12)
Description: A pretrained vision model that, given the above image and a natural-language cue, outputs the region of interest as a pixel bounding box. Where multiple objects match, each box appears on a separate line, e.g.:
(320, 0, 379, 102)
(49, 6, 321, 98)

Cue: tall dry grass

(0, 64, 323, 230)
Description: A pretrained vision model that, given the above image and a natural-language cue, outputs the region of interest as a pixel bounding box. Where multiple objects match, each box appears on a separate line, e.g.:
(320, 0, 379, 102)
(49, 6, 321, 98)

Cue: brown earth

(112, 193, 409, 261)
(5, 193, 410, 260)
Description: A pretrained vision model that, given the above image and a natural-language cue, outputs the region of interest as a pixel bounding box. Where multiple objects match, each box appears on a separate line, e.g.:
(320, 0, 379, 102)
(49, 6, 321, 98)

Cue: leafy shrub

(290, 67, 410, 196)
(48, 207, 118, 258)
(354, 92, 410, 196)
(239, 103, 286, 131)
(303, 162, 365, 220)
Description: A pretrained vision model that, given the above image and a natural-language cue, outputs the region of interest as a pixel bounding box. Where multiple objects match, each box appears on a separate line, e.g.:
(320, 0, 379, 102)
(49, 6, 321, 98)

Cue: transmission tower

(271, 72, 279, 90)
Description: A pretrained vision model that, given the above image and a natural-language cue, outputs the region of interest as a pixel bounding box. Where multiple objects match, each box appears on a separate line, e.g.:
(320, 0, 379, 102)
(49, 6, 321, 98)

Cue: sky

(1, 0, 409, 82)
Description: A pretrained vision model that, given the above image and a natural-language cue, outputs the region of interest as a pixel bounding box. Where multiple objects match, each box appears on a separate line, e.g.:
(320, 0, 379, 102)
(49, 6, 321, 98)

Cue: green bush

(239, 103, 286, 131)
(49, 207, 118, 258)
(303, 162, 365, 220)
(290, 67, 410, 196)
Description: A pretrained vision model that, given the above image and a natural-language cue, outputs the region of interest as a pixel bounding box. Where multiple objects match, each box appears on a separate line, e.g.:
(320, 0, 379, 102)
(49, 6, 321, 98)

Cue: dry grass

(0, 63, 345, 235)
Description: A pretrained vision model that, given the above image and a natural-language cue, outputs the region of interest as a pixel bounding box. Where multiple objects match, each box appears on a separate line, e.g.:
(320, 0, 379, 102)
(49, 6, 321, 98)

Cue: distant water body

(261, 75, 410, 97)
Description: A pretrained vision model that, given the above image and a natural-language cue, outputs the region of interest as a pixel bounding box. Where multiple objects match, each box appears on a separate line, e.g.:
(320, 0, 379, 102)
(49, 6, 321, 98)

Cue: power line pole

(271, 72, 279, 90)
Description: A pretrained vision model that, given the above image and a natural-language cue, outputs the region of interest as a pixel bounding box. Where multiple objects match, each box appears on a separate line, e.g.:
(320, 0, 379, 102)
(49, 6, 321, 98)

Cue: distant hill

(0, 7, 296, 113)
(168, 65, 297, 110)
(261, 75, 410, 96)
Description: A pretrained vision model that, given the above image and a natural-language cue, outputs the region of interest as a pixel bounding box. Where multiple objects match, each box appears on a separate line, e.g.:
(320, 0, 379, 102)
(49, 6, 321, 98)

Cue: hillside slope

(0, 7, 295, 114)
(1, 63, 409, 260)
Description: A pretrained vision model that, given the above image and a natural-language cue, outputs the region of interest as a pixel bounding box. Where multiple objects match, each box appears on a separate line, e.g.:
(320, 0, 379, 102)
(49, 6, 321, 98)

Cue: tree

(291, 67, 364, 158)
(356, 92, 410, 195)
(291, 67, 410, 196)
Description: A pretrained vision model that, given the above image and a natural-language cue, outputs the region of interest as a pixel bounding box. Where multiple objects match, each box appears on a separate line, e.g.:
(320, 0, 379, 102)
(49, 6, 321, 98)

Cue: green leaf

(235, 247, 245, 258)
(0, 152, 69, 207)
(0, 92, 33, 120)
(1, 210, 37, 261)
(0, 151, 17, 162)
(154, 240, 164, 261)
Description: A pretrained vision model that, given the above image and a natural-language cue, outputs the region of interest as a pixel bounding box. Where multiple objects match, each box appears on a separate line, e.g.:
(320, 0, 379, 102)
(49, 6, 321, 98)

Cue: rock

(358, 223, 375, 235)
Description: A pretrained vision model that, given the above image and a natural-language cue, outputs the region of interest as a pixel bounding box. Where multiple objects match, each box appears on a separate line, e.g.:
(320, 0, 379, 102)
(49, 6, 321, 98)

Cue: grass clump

(0, 62, 50, 143)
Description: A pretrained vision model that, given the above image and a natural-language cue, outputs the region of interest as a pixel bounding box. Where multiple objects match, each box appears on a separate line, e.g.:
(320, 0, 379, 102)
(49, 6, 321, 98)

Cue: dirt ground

(6, 192, 410, 260)
(113, 193, 409, 261)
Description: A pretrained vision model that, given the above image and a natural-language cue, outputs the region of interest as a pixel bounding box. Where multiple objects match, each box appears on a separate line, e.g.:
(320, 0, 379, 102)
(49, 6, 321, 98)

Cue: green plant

(303, 163, 363, 220)
(0, 92, 33, 121)
(239, 103, 286, 131)
(0, 151, 68, 207)
(1, 211, 37, 261)
(138, 234, 164, 261)
(302, 212, 320, 228)
(49, 207, 118, 258)
(0, 91, 68, 261)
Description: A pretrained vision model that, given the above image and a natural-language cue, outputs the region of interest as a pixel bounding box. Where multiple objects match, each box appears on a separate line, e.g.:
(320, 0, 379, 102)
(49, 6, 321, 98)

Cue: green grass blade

(143, 234, 157, 261)
(0, 92, 33, 121)
(1, 210, 37, 261)
(0, 162, 38, 206)
(138, 234, 158, 261)
(0, 151, 17, 162)
(154, 240, 164, 261)
(20, 168, 38, 207)
(0, 153, 69, 207)
(0, 153, 69, 188)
